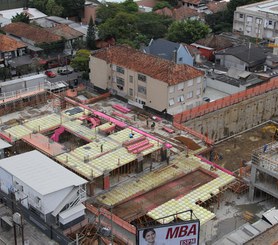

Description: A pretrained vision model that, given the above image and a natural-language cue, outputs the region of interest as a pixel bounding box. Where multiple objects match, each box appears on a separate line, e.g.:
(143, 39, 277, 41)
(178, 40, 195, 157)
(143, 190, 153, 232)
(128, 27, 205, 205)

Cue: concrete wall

(206, 77, 245, 94)
(183, 89, 278, 141)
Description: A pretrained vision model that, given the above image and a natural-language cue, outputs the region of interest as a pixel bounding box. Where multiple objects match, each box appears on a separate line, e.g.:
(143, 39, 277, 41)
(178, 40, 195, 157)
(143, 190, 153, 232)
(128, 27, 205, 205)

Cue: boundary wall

(174, 78, 278, 142)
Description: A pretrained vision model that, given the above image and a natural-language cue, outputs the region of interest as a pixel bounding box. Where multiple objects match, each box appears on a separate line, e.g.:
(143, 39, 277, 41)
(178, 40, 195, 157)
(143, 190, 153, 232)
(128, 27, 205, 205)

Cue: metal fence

(0, 191, 73, 245)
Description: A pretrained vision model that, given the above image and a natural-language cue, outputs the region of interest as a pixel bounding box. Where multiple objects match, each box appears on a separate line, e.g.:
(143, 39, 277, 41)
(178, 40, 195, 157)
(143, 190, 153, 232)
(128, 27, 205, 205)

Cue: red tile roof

(182, 0, 201, 5)
(92, 45, 204, 85)
(2, 22, 62, 45)
(47, 24, 84, 40)
(154, 7, 173, 17)
(0, 34, 27, 52)
(195, 35, 233, 50)
(207, 1, 227, 13)
(173, 6, 198, 20)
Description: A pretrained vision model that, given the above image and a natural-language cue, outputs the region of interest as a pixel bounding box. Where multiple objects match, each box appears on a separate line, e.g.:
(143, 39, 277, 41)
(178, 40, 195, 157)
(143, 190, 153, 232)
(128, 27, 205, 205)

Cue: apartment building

(89, 45, 204, 114)
(233, 0, 278, 41)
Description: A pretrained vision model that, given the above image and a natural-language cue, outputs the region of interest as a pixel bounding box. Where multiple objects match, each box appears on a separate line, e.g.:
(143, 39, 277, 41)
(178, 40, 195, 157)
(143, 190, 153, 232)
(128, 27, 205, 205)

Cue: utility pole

(110, 205, 113, 245)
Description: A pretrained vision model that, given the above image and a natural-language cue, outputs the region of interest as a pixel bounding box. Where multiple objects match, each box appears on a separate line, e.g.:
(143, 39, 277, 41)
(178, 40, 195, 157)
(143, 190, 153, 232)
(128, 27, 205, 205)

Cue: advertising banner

(137, 220, 200, 245)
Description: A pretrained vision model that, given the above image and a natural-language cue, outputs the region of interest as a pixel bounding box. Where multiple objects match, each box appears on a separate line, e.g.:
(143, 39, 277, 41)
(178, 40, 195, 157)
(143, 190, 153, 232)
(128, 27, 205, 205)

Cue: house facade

(143, 38, 193, 66)
(0, 34, 27, 64)
(90, 45, 204, 114)
(233, 0, 278, 41)
(215, 45, 266, 72)
(0, 150, 87, 228)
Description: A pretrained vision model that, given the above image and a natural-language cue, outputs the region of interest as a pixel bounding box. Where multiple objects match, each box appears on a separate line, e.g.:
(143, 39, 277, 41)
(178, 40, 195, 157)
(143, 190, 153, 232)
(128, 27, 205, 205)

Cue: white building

(0, 150, 87, 228)
(233, 0, 278, 41)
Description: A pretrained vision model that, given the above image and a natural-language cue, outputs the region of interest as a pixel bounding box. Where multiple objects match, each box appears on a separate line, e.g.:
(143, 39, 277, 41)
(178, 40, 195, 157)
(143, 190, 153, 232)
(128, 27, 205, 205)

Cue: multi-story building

(89, 45, 204, 114)
(249, 140, 278, 201)
(233, 0, 278, 41)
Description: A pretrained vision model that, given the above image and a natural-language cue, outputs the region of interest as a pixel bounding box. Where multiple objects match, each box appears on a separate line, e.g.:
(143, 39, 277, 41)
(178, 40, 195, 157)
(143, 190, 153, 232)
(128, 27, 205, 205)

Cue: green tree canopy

(70, 49, 91, 72)
(98, 12, 138, 42)
(136, 13, 173, 40)
(96, 0, 138, 23)
(30, 0, 84, 17)
(153, 1, 172, 11)
(166, 20, 211, 44)
(11, 13, 30, 23)
(86, 17, 96, 50)
(46, 0, 63, 16)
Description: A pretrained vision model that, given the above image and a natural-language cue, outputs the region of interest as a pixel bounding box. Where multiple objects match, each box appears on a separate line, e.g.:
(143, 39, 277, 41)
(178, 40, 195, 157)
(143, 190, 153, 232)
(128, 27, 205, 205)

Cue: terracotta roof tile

(173, 7, 198, 20)
(92, 45, 204, 85)
(47, 24, 84, 40)
(0, 34, 27, 52)
(182, 0, 201, 5)
(195, 35, 233, 50)
(154, 7, 173, 17)
(2, 22, 62, 45)
(207, 1, 227, 13)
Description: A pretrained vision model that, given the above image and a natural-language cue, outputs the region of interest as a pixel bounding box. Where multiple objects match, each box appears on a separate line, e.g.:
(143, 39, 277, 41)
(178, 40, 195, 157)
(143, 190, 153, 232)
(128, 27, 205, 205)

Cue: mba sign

(137, 220, 200, 245)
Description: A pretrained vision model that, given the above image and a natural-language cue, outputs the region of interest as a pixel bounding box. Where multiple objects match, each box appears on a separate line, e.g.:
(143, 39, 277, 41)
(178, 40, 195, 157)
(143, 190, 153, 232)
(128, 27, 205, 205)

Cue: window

(177, 83, 184, 91)
(187, 80, 193, 87)
(116, 66, 124, 74)
(239, 13, 244, 19)
(169, 98, 175, 106)
(269, 20, 273, 25)
(116, 77, 124, 86)
(169, 86, 174, 93)
(138, 74, 146, 82)
(179, 57, 183, 62)
(129, 75, 133, 83)
(197, 77, 201, 84)
(129, 88, 133, 96)
(116, 77, 124, 90)
(196, 88, 201, 96)
(177, 95, 184, 102)
(138, 85, 146, 95)
(187, 91, 193, 99)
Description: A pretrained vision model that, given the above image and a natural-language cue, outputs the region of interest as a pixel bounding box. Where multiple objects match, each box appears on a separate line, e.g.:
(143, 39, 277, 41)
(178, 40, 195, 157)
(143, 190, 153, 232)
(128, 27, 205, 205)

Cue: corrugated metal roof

(0, 139, 11, 149)
(59, 203, 85, 220)
(0, 150, 87, 196)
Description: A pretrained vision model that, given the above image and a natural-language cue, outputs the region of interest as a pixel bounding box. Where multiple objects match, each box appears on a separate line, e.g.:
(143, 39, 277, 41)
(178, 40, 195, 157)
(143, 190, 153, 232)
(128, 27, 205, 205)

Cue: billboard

(137, 220, 200, 245)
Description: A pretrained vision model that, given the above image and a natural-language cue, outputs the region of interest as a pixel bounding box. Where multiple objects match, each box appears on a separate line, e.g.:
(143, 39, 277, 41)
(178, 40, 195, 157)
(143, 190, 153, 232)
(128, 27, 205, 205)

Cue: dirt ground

(202, 121, 278, 172)
(113, 168, 215, 222)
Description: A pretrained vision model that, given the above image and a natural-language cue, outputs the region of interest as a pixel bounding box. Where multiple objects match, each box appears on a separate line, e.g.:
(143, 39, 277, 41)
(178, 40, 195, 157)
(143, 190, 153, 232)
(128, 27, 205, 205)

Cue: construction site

(0, 77, 277, 245)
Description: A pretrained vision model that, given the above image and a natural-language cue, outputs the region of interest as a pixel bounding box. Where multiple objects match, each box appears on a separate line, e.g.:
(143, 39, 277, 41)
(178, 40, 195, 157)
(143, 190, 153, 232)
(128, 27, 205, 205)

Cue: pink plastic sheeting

(129, 126, 172, 149)
(50, 127, 65, 142)
(197, 155, 234, 176)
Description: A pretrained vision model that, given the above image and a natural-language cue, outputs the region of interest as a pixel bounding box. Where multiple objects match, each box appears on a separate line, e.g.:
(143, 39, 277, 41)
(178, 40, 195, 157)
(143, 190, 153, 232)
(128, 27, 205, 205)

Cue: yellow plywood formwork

(62, 120, 98, 141)
(24, 114, 62, 132)
(108, 128, 141, 144)
(62, 107, 90, 119)
(70, 139, 118, 161)
(97, 122, 115, 131)
(56, 153, 103, 179)
(97, 155, 198, 206)
(4, 125, 32, 141)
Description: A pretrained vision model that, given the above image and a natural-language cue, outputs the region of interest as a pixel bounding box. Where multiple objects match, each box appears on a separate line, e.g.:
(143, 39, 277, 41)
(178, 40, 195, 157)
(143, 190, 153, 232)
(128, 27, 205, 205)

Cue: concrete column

(103, 173, 110, 190)
(249, 165, 257, 201)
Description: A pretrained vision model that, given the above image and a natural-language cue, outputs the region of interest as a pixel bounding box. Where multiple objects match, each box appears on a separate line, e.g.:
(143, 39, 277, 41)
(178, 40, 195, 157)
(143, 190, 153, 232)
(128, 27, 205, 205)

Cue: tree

(70, 49, 91, 72)
(153, 1, 172, 11)
(11, 13, 30, 23)
(46, 0, 63, 16)
(56, 0, 85, 17)
(98, 12, 138, 42)
(29, 0, 47, 13)
(86, 17, 96, 50)
(121, 0, 138, 12)
(136, 13, 173, 40)
(166, 20, 211, 44)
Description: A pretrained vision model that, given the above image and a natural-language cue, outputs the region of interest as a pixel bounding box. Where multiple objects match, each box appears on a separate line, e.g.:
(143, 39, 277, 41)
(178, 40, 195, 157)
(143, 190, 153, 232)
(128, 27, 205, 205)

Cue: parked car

(45, 70, 57, 78)
(58, 68, 73, 75)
